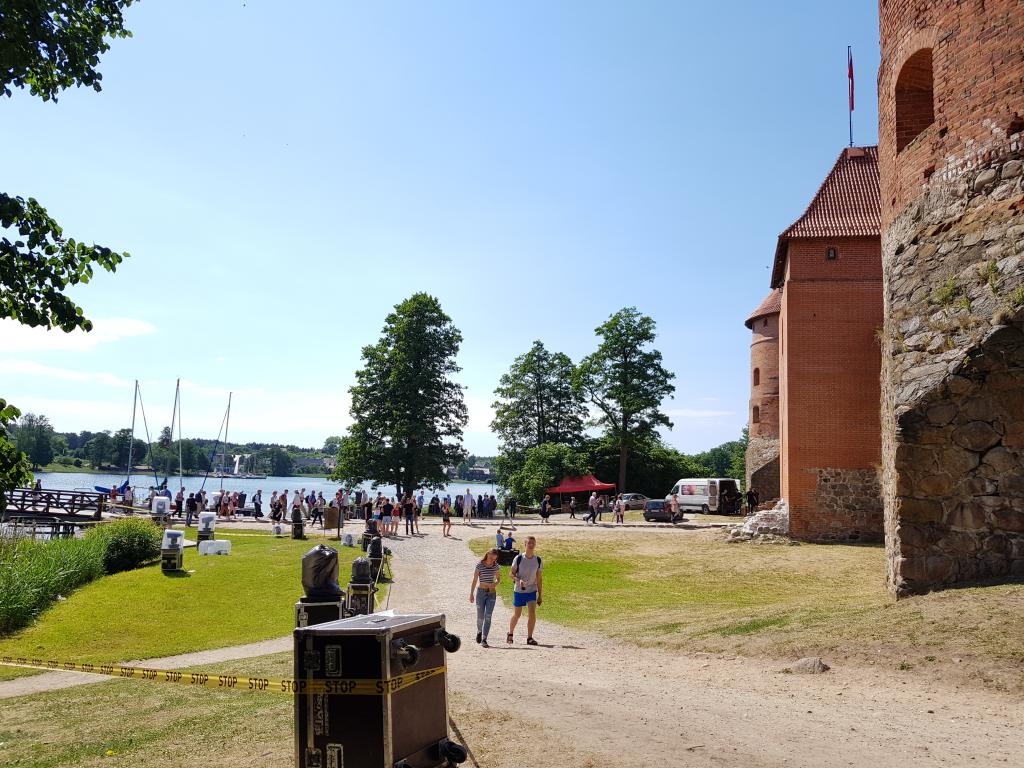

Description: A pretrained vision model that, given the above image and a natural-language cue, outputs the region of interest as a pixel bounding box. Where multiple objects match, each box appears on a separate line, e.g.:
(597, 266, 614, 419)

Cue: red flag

(848, 48, 854, 112)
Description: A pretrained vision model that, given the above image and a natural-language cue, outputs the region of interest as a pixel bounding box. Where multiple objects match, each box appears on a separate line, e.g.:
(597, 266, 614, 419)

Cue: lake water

(32, 471, 499, 502)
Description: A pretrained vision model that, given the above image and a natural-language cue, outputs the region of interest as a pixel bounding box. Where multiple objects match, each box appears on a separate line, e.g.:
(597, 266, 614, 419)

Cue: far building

(747, 145, 885, 541)
(744, 289, 782, 503)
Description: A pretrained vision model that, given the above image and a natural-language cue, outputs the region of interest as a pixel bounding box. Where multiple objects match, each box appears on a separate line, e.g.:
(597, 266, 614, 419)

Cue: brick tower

(773, 147, 884, 542)
(878, 1, 1024, 594)
(744, 290, 781, 502)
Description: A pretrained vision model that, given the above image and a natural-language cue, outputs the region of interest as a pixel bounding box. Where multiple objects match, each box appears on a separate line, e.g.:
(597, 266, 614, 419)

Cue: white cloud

(1, 359, 132, 388)
(0, 317, 156, 352)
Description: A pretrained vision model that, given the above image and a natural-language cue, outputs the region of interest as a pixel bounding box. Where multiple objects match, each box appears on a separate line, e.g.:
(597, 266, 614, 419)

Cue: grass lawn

(0, 530, 368, 681)
(470, 531, 1024, 689)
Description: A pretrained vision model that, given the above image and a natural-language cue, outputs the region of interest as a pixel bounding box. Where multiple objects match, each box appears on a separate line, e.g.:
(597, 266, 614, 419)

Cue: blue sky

(1, 1, 880, 455)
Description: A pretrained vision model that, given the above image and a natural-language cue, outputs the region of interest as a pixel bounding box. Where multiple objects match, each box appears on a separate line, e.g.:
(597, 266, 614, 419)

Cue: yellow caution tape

(0, 656, 445, 696)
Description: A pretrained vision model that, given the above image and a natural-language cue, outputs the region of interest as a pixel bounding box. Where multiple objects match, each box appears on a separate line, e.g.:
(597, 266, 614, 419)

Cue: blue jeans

(475, 588, 497, 639)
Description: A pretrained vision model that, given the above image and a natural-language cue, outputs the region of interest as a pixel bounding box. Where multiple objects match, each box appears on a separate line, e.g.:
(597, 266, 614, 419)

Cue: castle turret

(744, 290, 781, 502)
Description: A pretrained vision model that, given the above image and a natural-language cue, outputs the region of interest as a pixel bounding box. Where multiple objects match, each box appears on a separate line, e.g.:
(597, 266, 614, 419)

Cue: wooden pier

(2, 487, 107, 522)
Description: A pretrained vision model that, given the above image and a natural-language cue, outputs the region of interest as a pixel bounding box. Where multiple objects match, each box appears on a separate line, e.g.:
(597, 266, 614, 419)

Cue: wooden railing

(3, 487, 107, 521)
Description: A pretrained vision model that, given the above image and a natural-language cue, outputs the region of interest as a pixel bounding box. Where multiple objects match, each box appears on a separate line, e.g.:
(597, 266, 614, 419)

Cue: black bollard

(345, 556, 376, 616)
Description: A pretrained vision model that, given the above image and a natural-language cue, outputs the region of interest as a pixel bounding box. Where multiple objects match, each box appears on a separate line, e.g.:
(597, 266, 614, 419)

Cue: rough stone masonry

(878, 0, 1024, 594)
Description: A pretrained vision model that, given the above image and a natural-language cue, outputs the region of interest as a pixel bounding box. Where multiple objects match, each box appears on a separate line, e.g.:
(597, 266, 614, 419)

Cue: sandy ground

(3, 517, 1022, 767)
(382, 520, 1024, 768)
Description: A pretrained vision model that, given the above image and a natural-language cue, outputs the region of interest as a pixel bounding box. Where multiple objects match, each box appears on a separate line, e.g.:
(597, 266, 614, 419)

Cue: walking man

(507, 536, 543, 646)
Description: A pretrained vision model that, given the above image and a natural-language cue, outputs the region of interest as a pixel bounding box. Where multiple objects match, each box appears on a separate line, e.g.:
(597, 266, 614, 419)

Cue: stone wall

(806, 468, 884, 543)
(746, 437, 779, 501)
(881, 154, 1024, 594)
(879, 0, 1024, 594)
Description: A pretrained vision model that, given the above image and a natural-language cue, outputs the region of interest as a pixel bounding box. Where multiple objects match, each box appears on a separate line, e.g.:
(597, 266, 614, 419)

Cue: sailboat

(94, 380, 141, 497)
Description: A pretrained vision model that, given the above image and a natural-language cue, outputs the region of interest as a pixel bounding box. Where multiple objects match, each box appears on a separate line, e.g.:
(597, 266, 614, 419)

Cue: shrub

(0, 533, 106, 634)
(85, 518, 162, 574)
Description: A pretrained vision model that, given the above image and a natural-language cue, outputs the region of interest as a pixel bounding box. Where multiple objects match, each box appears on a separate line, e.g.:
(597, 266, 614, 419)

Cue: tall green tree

(332, 293, 468, 495)
(491, 340, 586, 454)
(574, 307, 675, 492)
(85, 431, 113, 469)
(13, 413, 55, 469)
(0, 0, 135, 505)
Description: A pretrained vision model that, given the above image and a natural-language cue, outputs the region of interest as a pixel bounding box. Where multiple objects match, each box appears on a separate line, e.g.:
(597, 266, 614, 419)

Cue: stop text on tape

(0, 656, 444, 696)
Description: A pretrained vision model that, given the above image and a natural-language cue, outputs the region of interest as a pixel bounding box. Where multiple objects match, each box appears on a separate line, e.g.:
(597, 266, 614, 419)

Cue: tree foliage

(574, 307, 675, 491)
(0, 0, 135, 501)
(1, 194, 128, 331)
(0, 399, 33, 513)
(491, 340, 585, 454)
(584, 435, 709, 499)
(332, 293, 467, 495)
(12, 412, 55, 468)
(500, 442, 591, 506)
(267, 447, 293, 477)
(0, 0, 136, 101)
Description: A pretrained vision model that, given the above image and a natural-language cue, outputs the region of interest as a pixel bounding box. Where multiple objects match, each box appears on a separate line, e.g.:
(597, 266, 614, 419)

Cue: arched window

(752, 406, 760, 424)
(753, 368, 760, 386)
(895, 49, 934, 152)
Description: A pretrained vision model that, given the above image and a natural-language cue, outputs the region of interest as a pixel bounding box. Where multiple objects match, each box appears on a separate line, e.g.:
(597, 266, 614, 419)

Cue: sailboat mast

(126, 380, 138, 485)
(221, 392, 232, 491)
(175, 378, 183, 488)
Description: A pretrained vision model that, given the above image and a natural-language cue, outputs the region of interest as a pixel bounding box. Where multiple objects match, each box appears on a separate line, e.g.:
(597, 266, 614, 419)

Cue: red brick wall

(879, 0, 1024, 225)
(779, 236, 884, 539)
(749, 312, 780, 439)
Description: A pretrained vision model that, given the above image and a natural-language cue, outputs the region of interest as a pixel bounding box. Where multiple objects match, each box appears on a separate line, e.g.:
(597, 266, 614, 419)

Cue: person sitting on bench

(496, 528, 505, 549)
(502, 532, 516, 551)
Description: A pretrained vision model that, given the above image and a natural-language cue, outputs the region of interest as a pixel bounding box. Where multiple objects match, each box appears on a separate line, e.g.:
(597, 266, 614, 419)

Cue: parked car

(665, 477, 742, 514)
(622, 493, 648, 510)
(643, 499, 682, 523)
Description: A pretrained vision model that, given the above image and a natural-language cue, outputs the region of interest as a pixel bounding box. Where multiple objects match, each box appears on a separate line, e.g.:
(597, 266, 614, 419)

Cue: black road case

(293, 612, 463, 768)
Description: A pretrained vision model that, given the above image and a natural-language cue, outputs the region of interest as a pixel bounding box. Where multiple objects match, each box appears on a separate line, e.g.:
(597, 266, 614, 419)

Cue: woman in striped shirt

(469, 549, 502, 648)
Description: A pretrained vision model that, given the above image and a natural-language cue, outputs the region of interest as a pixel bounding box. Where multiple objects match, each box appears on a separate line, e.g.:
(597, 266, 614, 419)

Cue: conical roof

(744, 288, 782, 328)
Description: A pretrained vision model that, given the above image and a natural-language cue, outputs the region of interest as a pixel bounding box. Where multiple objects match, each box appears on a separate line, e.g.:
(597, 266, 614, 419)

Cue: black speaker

(293, 613, 464, 768)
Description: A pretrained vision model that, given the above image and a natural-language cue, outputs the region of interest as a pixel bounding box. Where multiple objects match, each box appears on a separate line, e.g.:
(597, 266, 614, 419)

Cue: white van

(666, 478, 742, 514)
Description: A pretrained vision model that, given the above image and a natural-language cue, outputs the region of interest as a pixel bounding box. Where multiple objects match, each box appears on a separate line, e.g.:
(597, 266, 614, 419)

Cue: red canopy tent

(546, 475, 616, 495)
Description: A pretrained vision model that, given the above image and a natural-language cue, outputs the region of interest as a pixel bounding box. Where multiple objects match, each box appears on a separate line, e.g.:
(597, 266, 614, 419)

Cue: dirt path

(384, 522, 1024, 768)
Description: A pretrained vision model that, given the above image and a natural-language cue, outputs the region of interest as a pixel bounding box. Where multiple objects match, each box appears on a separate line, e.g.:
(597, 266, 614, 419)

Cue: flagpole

(848, 46, 854, 148)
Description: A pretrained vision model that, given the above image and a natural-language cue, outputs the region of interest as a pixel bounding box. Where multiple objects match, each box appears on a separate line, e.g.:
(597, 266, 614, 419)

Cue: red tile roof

(744, 288, 782, 328)
(770, 146, 880, 288)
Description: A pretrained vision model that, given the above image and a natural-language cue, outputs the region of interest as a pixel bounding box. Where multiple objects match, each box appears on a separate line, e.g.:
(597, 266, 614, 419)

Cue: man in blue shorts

(506, 536, 542, 646)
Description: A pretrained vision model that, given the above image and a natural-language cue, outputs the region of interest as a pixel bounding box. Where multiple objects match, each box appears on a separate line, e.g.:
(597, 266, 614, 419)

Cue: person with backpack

(507, 536, 543, 646)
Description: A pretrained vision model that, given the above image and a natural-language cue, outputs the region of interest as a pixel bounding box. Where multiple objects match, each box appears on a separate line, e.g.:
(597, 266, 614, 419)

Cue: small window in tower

(826, 246, 838, 261)
(753, 368, 760, 386)
(762, 318, 768, 327)
(895, 48, 935, 153)
(752, 406, 760, 424)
